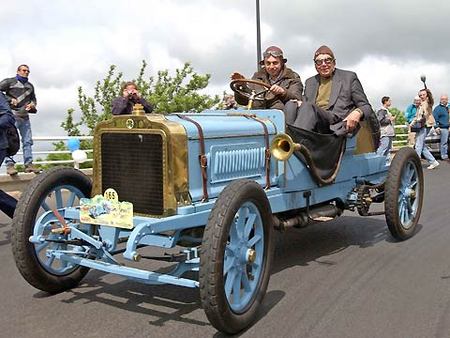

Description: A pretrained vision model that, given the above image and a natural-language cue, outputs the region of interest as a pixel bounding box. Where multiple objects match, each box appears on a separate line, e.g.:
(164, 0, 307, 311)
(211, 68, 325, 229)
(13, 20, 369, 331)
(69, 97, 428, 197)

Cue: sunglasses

(314, 58, 334, 66)
(19, 69, 30, 73)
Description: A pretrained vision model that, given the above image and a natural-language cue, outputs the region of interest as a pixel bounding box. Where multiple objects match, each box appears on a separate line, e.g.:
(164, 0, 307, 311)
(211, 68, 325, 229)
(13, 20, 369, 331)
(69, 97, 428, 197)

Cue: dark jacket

(0, 76, 36, 118)
(432, 104, 449, 129)
(303, 68, 374, 134)
(0, 92, 16, 151)
(111, 96, 153, 115)
(234, 66, 303, 110)
(376, 107, 395, 137)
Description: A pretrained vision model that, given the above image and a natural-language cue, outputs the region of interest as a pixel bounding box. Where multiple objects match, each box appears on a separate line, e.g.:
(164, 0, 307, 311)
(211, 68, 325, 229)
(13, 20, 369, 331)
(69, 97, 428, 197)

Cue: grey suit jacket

(304, 68, 373, 122)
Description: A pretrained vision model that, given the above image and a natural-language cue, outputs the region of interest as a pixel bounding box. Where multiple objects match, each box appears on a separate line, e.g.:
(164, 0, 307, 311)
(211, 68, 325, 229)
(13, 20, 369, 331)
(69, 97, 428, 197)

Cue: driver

(285, 45, 374, 135)
(231, 46, 303, 110)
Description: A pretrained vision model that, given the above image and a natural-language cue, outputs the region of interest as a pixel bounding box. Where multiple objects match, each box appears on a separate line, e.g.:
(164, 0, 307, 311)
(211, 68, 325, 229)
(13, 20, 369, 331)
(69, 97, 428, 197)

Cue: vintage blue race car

(11, 80, 423, 334)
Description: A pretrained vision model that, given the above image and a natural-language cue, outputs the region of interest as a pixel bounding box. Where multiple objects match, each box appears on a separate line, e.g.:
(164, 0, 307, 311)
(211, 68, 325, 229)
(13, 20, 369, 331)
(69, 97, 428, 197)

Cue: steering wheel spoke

(230, 79, 271, 102)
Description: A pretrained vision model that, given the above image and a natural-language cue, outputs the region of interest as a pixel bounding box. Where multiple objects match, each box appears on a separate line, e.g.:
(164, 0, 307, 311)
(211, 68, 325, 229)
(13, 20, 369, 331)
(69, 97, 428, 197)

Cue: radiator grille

(101, 133, 164, 215)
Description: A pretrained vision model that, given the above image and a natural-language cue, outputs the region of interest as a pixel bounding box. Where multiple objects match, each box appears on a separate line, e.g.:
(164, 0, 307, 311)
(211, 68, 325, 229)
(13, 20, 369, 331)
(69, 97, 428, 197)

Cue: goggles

(263, 50, 284, 59)
(314, 58, 335, 66)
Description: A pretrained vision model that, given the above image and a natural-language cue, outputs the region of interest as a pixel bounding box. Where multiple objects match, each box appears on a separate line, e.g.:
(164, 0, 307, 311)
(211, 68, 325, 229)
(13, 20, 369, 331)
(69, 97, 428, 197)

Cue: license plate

(80, 188, 134, 229)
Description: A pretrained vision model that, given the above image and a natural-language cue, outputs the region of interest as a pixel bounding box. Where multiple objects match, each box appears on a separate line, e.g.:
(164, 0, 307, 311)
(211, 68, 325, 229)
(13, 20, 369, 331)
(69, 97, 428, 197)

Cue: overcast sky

(1, 0, 449, 136)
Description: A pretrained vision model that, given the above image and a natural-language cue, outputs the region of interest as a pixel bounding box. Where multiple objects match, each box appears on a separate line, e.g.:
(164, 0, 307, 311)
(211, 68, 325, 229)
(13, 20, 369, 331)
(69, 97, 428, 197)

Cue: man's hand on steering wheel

(230, 72, 245, 81)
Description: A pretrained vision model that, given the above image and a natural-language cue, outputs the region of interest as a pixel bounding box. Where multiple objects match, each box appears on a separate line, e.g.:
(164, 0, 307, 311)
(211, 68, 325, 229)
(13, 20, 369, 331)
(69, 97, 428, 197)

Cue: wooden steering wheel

(230, 79, 271, 102)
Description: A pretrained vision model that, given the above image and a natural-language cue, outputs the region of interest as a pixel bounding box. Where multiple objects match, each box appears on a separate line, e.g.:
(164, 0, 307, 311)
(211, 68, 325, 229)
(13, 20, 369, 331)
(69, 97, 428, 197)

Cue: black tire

(199, 180, 273, 334)
(385, 147, 423, 240)
(11, 167, 92, 293)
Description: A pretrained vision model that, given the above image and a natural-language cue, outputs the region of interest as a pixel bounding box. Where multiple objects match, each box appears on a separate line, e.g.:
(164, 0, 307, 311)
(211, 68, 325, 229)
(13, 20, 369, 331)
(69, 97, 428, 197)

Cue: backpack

(6, 124, 20, 156)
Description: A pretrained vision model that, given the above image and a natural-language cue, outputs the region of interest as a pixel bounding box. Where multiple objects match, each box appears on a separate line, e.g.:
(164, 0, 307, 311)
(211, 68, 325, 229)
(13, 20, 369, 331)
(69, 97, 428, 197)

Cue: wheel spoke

(244, 213, 256, 238)
(232, 270, 242, 304)
(225, 269, 237, 298)
(55, 189, 63, 209)
(67, 191, 77, 208)
(41, 201, 50, 212)
(247, 234, 262, 247)
(241, 272, 251, 292)
(229, 222, 239, 242)
(45, 254, 55, 267)
(236, 207, 249, 238)
(35, 242, 49, 253)
(224, 255, 235, 275)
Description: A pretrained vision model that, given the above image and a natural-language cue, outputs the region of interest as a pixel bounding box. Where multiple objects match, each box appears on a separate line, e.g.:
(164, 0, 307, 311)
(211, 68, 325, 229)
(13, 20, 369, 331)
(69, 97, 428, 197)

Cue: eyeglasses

(314, 58, 334, 66)
(19, 69, 30, 73)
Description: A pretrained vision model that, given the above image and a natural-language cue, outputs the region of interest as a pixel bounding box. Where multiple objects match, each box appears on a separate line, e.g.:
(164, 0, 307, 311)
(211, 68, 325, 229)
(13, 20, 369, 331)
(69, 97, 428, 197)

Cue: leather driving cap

(314, 45, 335, 59)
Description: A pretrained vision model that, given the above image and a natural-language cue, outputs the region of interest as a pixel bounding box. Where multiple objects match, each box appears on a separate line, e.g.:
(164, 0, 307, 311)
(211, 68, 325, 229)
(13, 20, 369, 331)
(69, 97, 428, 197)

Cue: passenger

(376, 96, 395, 157)
(410, 88, 439, 169)
(404, 96, 421, 146)
(111, 81, 153, 115)
(285, 45, 374, 135)
(231, 46, 303, 110)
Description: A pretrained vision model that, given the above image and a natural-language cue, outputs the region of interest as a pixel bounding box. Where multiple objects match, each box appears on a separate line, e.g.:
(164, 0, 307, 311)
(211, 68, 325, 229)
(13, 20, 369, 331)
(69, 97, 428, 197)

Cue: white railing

(11, 126, 412, 167)
(12, 136, 94, 166)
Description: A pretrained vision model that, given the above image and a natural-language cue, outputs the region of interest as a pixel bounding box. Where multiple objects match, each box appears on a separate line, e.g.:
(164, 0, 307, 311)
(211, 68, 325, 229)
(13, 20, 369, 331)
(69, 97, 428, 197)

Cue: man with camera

(112, 81, 153, 115)
(0, 64, 41, 175)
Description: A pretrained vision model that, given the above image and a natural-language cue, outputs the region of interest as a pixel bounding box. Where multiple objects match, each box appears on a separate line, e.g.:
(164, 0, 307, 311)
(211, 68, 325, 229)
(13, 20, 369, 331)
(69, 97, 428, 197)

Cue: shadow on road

(269, 215, 420, 275)
(29, 264, 284, 333)
(212, 290, 285, 338)
(0, 221, 11, 246)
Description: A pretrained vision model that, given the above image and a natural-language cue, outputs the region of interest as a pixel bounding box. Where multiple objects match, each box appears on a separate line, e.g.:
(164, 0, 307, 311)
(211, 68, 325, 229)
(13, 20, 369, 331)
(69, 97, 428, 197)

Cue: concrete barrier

(0, 168, 93, 192)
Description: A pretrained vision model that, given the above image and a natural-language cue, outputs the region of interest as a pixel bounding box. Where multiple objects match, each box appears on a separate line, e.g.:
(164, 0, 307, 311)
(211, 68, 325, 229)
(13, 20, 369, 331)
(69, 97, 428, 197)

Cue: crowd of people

(373, 90, 449, 169)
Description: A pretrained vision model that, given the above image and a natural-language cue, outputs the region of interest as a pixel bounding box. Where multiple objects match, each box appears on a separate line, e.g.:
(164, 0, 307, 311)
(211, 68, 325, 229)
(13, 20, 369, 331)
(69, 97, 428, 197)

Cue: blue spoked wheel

(385, 147, 423, 240)
(11, 167, 92, 293)
(200, 180, 273, 334)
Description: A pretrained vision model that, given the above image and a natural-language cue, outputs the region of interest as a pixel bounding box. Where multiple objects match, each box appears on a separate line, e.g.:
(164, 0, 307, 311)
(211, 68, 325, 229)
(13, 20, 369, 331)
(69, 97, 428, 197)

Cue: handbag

(411, 116, 426, 133)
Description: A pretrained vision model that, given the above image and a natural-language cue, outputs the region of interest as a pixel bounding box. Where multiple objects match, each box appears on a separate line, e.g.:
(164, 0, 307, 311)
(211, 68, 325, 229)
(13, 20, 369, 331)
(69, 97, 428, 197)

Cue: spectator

(231, 46, 303, 110)
(285, 45, 373, 135)
(0, 92, 18, 218)
(432, 94, 449, 161)
(0, 64, 40, 175)
(405, 96, 421, 123)
(404, 96, 421, 146)
(111, 81, 153, 115)
(376, 96, 395, 157)
(410, 88, 439, 169)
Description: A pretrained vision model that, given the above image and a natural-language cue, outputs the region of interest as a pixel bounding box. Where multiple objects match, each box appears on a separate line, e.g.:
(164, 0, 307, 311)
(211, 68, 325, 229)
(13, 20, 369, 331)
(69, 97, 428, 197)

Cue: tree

(61, 61, 220, 136)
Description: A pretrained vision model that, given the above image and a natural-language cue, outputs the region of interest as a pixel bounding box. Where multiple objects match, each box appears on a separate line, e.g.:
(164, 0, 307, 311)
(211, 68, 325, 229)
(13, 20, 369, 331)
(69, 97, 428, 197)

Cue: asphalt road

(1, 163, 450, 338)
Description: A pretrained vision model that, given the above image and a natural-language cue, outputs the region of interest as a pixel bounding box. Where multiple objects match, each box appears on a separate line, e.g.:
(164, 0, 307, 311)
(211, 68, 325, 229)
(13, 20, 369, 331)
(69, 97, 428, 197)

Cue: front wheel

(385, 147, 423, 240)
(11, 167, 93, 293)
(199, 180, 273, 334)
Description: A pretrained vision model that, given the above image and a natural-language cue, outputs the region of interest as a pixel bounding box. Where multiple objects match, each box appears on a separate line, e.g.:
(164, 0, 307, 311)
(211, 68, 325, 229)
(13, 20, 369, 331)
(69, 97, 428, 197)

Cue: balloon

(72, 149, 87, 163)
(67, 138, 80, 152)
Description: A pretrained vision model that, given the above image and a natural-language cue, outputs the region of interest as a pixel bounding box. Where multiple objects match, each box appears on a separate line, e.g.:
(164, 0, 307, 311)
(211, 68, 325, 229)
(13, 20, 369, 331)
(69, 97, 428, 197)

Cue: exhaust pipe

(273, 204, 342, 231)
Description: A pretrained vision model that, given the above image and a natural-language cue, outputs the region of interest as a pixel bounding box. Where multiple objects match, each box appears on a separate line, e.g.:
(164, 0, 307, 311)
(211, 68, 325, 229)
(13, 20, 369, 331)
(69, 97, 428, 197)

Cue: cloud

(1, 0, 450, 137)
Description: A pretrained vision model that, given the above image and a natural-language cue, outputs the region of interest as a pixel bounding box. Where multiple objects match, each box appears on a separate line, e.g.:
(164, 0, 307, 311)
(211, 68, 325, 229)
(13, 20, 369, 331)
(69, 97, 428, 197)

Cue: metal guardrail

(0, 127, 412, 193)
(1, 136, 94, 192)
(14, 136, 94, 166)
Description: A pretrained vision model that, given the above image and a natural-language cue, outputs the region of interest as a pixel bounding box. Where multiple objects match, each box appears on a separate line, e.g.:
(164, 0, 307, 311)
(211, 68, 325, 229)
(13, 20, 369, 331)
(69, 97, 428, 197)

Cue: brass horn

(270, 133, 301, 161)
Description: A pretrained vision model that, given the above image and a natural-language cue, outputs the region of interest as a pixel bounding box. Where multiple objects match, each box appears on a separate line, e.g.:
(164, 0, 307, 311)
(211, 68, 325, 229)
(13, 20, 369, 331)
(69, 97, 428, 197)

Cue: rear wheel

(385, 147, 423, 240)
(11, 167, 93, 293)
(200, 180, 273, 334)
